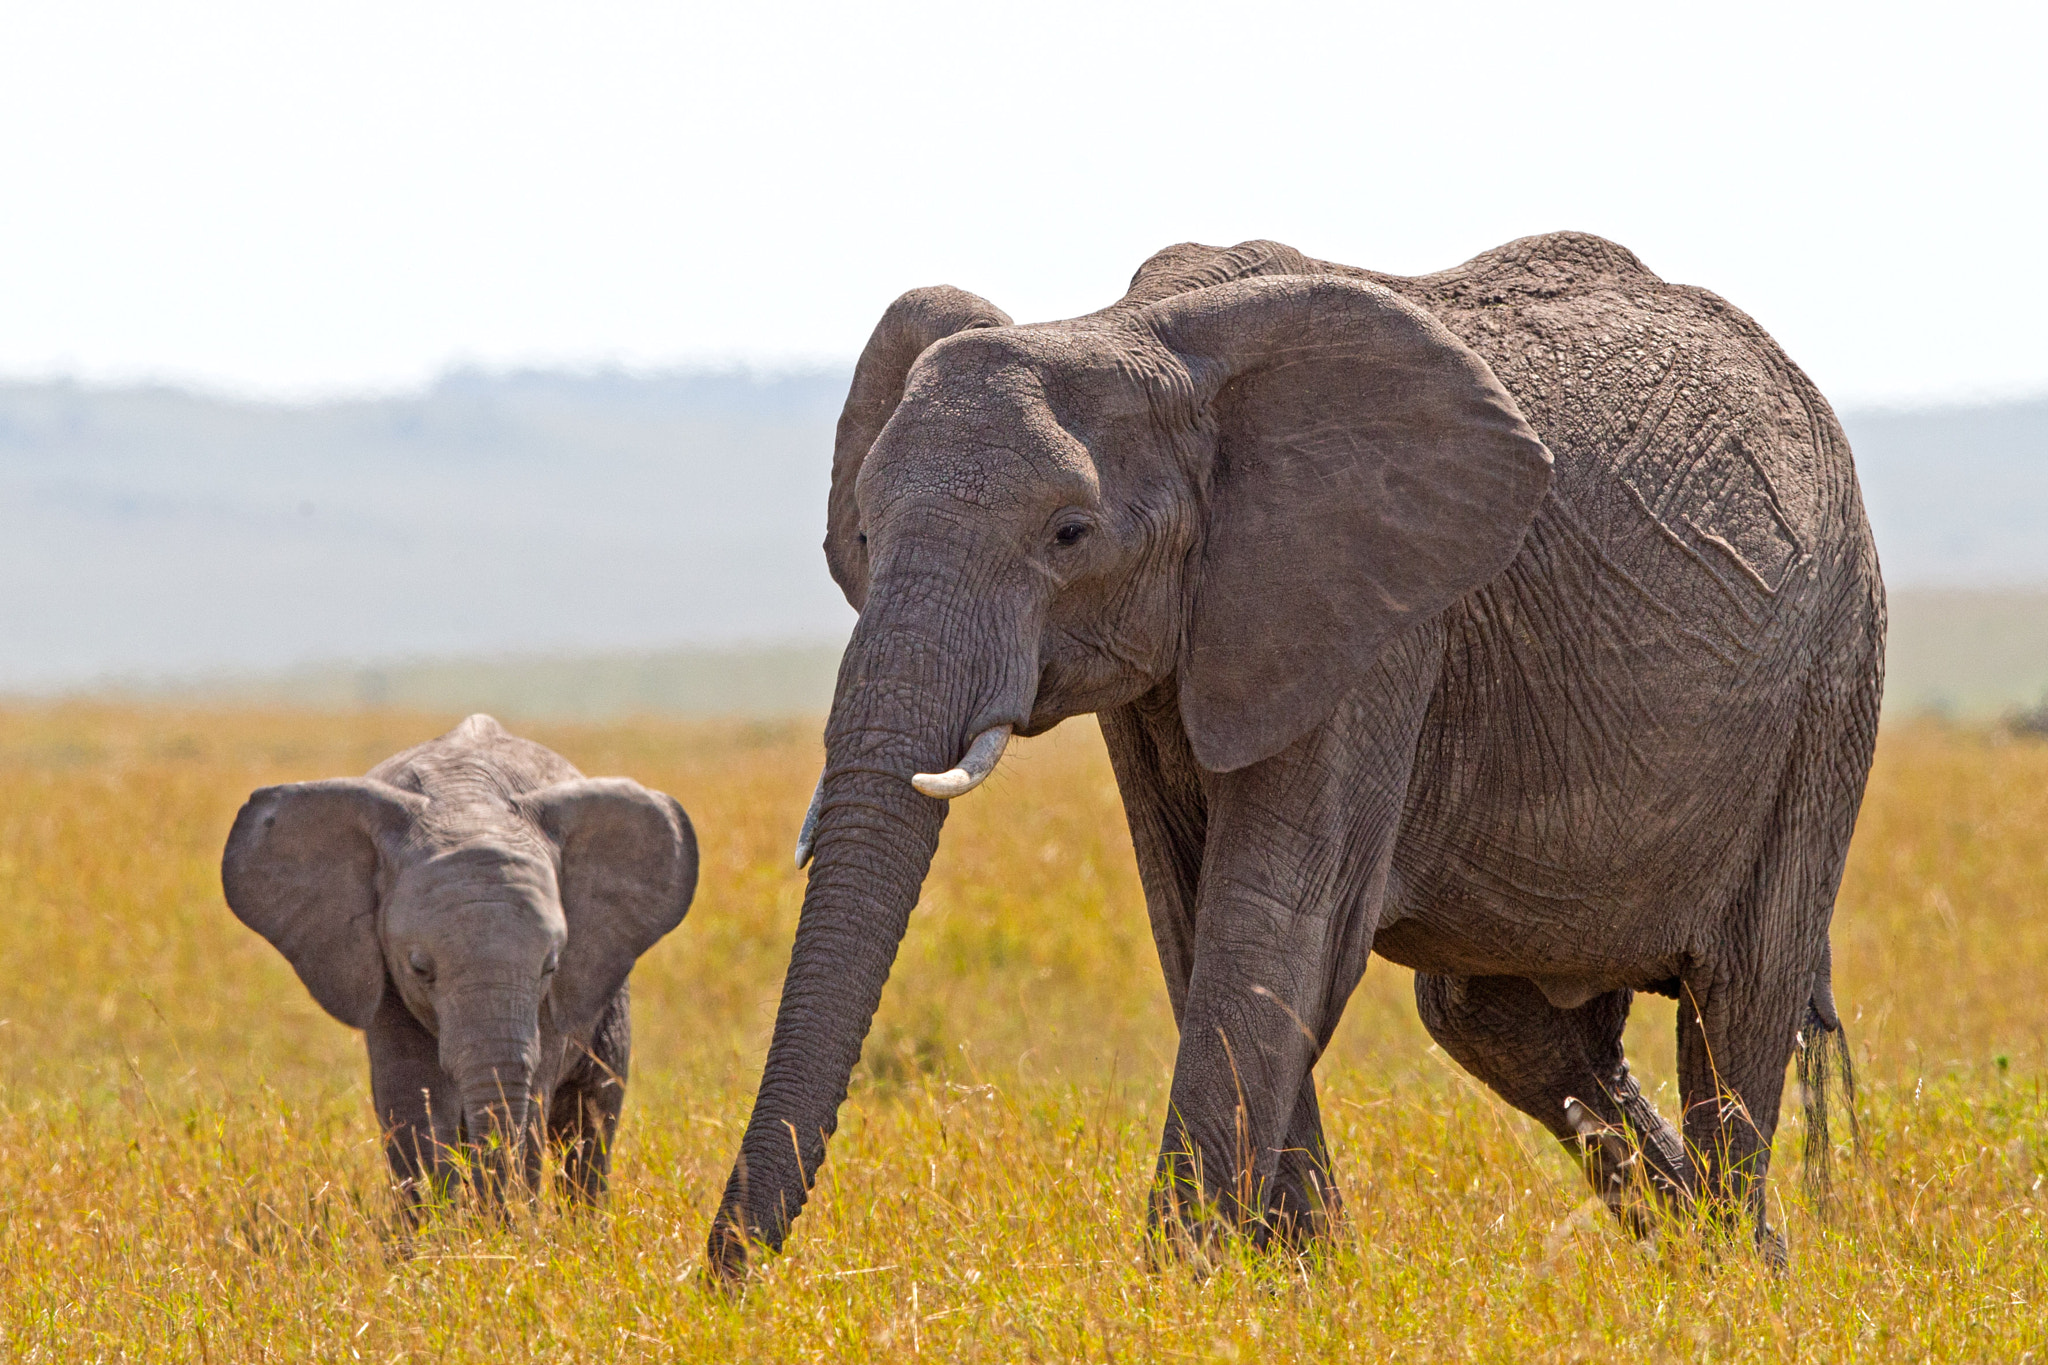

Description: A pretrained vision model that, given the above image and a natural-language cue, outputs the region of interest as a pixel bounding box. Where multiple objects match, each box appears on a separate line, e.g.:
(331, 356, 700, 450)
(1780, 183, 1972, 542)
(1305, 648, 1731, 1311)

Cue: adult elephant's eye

(408, 949, 434, 981)
(542, 950, 560, 977)
(1053, 521, 1089, 547)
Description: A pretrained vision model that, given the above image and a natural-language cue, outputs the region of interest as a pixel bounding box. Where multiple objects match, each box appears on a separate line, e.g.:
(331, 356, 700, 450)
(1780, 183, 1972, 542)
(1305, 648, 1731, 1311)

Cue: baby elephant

(222, 714, 697, 1208)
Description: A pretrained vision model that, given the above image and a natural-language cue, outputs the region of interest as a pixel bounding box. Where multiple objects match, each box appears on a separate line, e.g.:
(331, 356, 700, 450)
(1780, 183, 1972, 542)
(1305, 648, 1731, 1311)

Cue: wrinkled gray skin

(710, 234, 1883, 1278)
(223, 714, 697, 1209)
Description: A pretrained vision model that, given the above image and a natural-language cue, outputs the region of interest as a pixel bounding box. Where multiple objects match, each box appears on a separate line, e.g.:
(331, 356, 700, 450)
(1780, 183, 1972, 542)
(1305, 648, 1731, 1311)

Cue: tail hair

(1797, 997, 1860, 1212)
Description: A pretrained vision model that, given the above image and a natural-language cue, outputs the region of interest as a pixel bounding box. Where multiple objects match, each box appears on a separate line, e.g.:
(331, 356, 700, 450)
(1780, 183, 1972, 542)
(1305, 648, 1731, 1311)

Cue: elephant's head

(711, 243, 1552, 1276)
(223, 767, 696, 1194)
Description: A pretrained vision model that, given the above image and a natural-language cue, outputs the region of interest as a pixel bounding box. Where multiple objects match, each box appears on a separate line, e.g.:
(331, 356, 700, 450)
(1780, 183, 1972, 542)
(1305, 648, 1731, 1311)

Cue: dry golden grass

(1, 705, 2045, 1361)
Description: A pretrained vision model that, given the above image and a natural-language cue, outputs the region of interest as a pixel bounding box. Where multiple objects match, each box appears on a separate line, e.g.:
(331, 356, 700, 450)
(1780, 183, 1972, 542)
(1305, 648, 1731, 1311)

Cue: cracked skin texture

(1114, 235, 1882, 1246)
(1360, 237, 1877, 999)
(1118, 233, 1879, 998)
(713, 232, 1883, 1276)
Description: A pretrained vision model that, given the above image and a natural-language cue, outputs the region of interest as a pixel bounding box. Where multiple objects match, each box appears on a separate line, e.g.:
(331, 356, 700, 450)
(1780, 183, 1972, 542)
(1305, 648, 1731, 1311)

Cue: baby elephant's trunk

(444, 993, 544, 1201)
(459, 1067, 539, 1201)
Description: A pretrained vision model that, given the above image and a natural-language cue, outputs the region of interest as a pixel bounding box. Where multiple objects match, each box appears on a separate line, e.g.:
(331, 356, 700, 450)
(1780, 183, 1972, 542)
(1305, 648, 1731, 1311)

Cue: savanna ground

(1, 706, 2045, 1361)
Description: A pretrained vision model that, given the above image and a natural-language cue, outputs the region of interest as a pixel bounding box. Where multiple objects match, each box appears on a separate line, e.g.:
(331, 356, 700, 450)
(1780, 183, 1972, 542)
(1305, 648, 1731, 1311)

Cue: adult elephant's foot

(1563, 1072, 1698, 1241)
(1142, 1181, 1223, 1276)
(1143, 1149, 1338, 1272)
(1264, 1076, 1343, 1247)
(1142, 1146, 1249, 1275)
(1567, 1077, 1794, 1273)
(1264, 1149, 1343, 1249)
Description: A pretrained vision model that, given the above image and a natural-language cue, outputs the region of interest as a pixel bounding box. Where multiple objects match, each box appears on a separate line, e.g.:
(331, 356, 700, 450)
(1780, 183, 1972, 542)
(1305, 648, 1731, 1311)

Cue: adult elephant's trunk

(709, 596, 1024, 1279)
(441, 988, 544, 1200)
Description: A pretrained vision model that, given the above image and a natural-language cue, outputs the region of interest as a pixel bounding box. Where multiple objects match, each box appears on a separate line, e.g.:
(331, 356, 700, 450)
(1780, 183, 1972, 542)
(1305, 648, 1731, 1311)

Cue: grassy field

(1, 707, 2045, 1361)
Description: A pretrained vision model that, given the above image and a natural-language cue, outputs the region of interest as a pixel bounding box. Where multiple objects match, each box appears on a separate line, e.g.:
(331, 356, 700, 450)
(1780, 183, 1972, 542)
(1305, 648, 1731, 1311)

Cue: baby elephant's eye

(407, 949, 434, 980)
(542, 950, 560, 977)
(1053, 521, 1090, 548)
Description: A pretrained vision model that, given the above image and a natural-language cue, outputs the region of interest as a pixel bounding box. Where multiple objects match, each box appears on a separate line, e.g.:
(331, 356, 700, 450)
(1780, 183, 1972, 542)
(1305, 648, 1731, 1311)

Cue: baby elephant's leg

(548, 983, 632, 1203)
(367, 986, 462, 1217)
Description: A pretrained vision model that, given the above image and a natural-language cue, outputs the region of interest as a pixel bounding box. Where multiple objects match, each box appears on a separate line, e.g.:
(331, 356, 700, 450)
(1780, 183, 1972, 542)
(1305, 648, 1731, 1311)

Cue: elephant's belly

(1375, 722, 1788, 990)
(1377, 541, 1818, 987)
(1370, 874, 1701, 1004)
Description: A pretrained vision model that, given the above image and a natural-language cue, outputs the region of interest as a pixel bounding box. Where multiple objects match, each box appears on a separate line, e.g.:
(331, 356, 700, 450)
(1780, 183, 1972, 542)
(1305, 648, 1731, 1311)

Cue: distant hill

(0, 369, 855, 690)
(2, 370, 2045, 715)
(118, 641, 846, 721)
(1882, 589, 2048, 718)
(1844, 397, 2048, 585)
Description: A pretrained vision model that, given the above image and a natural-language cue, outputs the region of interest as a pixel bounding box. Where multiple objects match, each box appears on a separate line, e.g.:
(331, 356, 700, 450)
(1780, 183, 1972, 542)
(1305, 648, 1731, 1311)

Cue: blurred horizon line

(6, 360, 2046, 418)
(7, 588, 2047, 723)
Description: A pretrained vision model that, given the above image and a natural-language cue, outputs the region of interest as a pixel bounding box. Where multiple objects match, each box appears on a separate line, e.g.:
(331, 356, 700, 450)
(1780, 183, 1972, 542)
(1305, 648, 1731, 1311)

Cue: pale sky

(1, 0, 2042, 406)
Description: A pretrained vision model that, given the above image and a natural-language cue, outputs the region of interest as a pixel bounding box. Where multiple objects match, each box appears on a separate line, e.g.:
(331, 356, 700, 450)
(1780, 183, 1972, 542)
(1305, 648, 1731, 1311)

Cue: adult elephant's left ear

(520, 779, 698, 1041)
(1147, 275, 1553, 773)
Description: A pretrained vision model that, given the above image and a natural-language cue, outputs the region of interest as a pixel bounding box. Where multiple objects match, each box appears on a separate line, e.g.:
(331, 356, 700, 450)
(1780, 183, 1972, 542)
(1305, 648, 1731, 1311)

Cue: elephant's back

(1130, 232, 1878, 609)
(1373, 236, 1884, 954)
(1118, 235, 1885, 966)
(1364, 231, 1874, 616)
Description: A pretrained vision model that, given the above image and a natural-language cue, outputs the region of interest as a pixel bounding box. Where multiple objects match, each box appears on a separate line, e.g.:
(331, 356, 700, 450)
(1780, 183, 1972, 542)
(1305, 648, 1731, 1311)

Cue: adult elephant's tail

(1797, 947, 1859, 1212)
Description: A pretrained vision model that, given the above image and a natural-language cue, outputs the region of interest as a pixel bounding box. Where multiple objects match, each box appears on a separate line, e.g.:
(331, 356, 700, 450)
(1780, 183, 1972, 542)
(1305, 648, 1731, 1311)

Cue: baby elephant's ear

(1146, 274, 1553, 772)
(221, 779, 425, 1028)
(520, 779, 698, 1041)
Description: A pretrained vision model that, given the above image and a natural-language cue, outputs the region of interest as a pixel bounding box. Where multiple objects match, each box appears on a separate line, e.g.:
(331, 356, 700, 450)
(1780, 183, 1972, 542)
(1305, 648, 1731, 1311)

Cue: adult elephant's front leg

(1148, 657, 1433, 1252)
(1265, 1072, 1339, 1242)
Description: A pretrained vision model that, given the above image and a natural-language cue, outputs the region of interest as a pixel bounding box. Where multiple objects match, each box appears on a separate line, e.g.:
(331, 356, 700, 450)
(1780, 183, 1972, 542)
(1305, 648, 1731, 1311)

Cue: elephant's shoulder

(1358, 238, 1866, 636)
(1409, 266, 1856, 608)
(1115, 232, 1657, 315)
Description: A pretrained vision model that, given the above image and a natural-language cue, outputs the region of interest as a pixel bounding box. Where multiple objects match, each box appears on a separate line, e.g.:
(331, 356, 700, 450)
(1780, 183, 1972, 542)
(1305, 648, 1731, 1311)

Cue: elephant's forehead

(866, 325, 1146, 510)
(910, 323, 1160, 416)
(386, 844, 563, 930)
(396, 840, 551, 894)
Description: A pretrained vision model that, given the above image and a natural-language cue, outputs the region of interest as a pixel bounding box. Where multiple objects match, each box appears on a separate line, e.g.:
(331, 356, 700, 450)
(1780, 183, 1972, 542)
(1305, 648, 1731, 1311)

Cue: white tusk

(910, 726, 1012, 799)
(794, 775, 824, 867)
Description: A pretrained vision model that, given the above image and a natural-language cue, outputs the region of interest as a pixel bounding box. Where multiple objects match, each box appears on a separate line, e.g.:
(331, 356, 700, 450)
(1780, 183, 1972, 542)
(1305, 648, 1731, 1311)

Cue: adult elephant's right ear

(221, 779, 424, 1028)
(1147, 275, 1554, 773)
(827, 285, 1011, 609)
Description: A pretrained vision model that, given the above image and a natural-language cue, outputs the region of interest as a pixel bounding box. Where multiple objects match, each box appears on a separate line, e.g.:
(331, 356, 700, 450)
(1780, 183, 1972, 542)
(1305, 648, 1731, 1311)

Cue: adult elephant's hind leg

(1675, 767, 1858, 1255)
(1672, 967, 1803, 1259)
(1679, 639, 1882, 1261)
(1415, 974, 1695, 1237)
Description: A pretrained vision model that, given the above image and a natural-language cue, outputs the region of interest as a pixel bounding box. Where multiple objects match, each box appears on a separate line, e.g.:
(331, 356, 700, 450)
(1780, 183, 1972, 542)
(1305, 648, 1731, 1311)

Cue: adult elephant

(709, 233, 1883, 1278)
